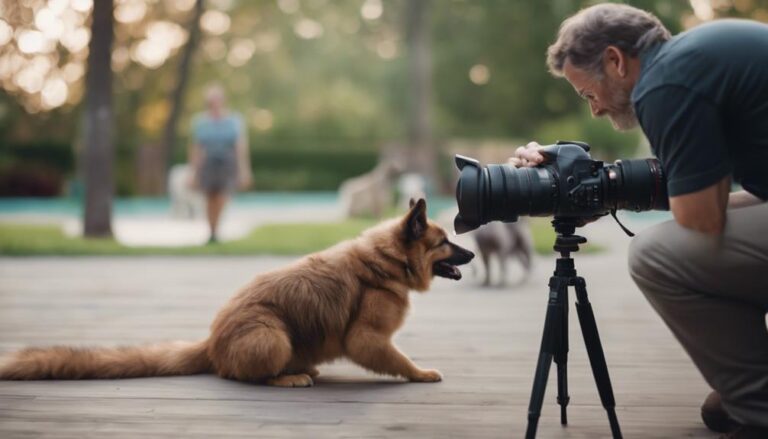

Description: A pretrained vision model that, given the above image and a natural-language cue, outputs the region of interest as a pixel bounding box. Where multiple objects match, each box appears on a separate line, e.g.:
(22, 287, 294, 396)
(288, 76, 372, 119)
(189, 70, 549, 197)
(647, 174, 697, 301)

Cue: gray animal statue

(338, 160, 402, 219)
(473, 220, 533, 287)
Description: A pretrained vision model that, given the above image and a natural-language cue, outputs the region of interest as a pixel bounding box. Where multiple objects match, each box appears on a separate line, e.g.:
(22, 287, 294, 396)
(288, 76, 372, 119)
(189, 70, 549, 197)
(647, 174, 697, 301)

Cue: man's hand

(508, 142, 547, 168)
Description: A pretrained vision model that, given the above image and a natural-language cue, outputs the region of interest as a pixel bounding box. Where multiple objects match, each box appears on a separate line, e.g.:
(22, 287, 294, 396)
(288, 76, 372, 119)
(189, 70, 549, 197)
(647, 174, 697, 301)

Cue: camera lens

(454, 156, 485, 233)
(608, 158, 669, 212)
(453, 145, 669, 234)
(454, 155, 556, 234)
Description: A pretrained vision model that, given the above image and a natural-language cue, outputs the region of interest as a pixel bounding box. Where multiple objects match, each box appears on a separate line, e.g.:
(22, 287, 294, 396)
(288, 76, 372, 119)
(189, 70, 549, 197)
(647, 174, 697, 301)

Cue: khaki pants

(628, 202, 768, 427)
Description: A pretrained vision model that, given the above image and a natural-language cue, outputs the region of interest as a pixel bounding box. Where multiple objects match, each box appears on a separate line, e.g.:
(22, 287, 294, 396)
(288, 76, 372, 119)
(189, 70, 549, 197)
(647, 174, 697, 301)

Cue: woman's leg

(206, 191, 229, 242)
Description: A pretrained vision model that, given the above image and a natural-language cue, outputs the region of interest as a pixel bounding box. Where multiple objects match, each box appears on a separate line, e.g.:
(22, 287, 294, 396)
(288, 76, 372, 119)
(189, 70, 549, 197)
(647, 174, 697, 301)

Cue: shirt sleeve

(233, 112, 245, 136)
(635, 85, 732, 197)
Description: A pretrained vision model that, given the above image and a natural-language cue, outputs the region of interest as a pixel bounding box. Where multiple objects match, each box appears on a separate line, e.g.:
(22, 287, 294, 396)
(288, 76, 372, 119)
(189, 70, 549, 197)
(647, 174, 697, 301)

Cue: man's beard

(604, 79, 638, 131)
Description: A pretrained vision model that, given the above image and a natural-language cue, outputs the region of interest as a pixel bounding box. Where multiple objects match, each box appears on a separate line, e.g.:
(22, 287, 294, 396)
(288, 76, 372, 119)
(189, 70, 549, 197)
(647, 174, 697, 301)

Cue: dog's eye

(435, 238, 449, 248)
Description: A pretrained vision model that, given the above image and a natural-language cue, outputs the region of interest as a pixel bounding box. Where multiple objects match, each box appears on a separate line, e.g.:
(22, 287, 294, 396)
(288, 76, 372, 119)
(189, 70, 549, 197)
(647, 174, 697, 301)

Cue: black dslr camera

(453, 141, 669, 234)
(454, 141, 670, 437)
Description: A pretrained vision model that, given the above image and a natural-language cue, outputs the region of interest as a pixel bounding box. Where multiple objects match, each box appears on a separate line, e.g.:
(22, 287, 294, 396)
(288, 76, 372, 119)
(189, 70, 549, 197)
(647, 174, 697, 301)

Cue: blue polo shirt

(192, 112, 244, 160)
(631, 19, 768, 200)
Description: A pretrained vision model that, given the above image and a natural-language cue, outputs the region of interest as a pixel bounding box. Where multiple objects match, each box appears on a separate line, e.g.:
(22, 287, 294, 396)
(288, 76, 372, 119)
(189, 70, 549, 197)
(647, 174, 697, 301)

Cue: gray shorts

(199, 153, 237, 194)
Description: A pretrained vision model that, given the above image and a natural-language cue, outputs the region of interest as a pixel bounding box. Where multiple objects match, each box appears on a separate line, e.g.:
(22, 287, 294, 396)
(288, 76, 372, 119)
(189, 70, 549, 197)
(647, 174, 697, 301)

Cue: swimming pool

(0, 192, 459, 218)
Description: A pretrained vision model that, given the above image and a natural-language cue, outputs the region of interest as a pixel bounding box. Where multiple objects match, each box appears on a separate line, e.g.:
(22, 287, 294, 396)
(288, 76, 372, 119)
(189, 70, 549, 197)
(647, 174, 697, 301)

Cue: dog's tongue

(438, 262, 462, 280)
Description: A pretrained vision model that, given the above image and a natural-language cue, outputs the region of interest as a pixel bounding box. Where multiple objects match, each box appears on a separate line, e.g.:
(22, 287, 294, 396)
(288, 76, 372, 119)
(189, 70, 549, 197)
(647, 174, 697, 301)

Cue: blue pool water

(0, 192, 459, 218)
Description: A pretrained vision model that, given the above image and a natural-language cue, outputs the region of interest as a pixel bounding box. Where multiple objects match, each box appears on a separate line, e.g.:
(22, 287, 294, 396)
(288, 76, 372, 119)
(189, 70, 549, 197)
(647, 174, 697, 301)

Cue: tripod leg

(574, 277, 623, 439)
(525, 278, 567, 439)
(554, 283, 570, 425)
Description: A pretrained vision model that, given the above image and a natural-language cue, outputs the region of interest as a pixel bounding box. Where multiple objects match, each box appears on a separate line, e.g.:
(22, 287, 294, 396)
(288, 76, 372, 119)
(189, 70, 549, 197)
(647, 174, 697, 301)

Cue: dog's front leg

(344, 324, 441, 382)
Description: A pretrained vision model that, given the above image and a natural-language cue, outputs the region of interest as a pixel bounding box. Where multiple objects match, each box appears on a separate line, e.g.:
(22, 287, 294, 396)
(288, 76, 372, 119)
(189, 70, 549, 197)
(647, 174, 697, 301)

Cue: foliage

(0, 218, 597, 256)
(0, 143, 380, 194)
(250, 148, 378, 191)
(0, 141, 74, 197)
(0, 162, 64, 196)
(533, 107, 643, 161)
(0, 141, 74, 171)
(4, 1, 768, 194)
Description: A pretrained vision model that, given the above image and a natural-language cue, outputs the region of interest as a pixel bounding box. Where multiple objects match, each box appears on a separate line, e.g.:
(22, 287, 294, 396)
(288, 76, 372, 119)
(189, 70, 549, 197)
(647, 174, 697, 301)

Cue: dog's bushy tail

(0, 340, 211, 380)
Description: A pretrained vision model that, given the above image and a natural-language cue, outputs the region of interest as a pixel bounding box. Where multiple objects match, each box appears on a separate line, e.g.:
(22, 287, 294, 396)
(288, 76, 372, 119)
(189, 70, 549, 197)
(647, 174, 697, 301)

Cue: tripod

(524, 218, 622, 439)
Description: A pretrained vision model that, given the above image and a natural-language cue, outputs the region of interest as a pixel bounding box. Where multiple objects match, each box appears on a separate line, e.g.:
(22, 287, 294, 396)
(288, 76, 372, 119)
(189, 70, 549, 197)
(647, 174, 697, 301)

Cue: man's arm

(669, 175, 729, 235)
(728, 190, 764, 209)
(635, 87, 735, 234)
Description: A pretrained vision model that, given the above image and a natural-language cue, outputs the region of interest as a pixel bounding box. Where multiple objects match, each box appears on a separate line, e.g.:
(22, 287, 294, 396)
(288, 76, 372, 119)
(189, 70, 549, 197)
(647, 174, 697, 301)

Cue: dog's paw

(305, 366, 320, 378)
(267, 373, 314, 388)
(410, 369, 442, 383)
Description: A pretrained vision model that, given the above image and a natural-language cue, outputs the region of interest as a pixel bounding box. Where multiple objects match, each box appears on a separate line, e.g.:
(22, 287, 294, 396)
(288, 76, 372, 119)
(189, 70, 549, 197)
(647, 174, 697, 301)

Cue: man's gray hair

(547, 4, 671, 78)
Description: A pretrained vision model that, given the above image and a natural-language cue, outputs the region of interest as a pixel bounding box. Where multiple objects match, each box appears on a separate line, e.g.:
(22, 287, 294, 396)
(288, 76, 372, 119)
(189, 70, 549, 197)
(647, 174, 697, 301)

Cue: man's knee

(628, 220, 695, 284)
(628, 219, 716, 289)
(628, 221, 669, 284)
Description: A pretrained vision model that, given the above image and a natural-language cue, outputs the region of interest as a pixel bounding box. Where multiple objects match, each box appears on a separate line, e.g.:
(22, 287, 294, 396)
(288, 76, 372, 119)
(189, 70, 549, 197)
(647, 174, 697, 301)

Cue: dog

(473, 220, 533, 287)
(168, 163, 205, 219)
(0, 199, 474, 387)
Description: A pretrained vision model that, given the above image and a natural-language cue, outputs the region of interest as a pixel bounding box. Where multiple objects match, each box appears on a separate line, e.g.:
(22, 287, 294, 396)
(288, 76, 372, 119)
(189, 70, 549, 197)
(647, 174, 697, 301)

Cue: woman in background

(188, 84, 252, 244)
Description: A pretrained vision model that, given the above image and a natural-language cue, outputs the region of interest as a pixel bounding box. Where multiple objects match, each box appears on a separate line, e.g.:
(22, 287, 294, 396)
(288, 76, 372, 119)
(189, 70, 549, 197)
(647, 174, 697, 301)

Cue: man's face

(563, 61, 638, 131)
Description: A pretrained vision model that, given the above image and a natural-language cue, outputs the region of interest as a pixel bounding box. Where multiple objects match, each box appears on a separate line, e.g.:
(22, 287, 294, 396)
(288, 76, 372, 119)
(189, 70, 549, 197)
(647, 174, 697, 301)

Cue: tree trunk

(405, 0, 436, 188)
(82, 0, 114, 237)
(160, 0, 205, 192)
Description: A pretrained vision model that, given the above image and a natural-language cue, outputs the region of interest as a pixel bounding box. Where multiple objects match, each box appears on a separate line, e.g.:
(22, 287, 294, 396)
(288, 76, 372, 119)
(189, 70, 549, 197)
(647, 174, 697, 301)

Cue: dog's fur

(0, 199, 473, 387)
(473, 221, 533, 287)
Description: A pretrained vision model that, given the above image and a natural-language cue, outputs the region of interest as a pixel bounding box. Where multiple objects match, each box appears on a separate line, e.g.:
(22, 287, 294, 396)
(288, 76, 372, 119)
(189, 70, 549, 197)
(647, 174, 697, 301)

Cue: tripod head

(552, 217, 587, 257)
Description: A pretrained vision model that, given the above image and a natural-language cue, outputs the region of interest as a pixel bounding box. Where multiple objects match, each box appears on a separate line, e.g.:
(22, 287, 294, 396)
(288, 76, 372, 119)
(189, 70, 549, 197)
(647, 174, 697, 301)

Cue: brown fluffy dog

(0, 199, 473, 387)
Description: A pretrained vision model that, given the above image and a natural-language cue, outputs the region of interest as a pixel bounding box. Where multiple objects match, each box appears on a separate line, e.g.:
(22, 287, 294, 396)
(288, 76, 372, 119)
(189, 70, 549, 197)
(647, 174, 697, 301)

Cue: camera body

(453, 141, 668, 234)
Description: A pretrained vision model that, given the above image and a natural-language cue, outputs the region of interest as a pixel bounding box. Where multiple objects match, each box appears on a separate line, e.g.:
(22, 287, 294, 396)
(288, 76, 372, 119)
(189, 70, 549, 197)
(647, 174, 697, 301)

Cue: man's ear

(403, 198, 427, 242)
(604, 45, 626, 78)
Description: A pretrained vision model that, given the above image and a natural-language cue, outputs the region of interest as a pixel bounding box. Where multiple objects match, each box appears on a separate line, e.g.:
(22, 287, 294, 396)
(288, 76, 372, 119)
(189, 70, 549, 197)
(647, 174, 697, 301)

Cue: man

(511, 4, 768, 438)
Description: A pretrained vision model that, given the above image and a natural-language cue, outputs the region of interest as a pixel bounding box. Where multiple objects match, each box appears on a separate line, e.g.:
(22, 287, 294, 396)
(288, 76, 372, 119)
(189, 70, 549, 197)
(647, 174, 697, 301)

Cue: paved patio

(0, 222, 719, 438)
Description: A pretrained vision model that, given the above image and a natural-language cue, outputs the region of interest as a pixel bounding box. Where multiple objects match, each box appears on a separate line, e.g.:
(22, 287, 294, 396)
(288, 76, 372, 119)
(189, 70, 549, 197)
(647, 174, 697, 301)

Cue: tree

(405, 0, 436, 186)
(83, 0, 115, 237)
(160, 0, 205, 192)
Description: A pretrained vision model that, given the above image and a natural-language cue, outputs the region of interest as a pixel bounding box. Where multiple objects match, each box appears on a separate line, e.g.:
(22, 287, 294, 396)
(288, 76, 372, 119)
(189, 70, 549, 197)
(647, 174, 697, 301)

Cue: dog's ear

(403, 198, 427, 242)
(409, 198, 416, 209)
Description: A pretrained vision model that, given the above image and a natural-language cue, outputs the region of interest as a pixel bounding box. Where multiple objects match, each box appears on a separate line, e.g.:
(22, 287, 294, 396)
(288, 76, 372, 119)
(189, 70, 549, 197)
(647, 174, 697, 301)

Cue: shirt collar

(639, 42, 664, 75)
(631, 42, 665, 103)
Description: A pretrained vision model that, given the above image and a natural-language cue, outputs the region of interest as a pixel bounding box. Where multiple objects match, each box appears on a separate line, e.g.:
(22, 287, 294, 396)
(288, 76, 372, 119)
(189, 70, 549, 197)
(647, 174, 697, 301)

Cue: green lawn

(0, 219, 598, 256)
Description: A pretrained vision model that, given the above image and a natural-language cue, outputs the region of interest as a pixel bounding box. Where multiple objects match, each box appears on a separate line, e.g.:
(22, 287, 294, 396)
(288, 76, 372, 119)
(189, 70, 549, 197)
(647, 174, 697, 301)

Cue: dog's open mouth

(433, 261, 463, 280)
(433, 243, 474, 281)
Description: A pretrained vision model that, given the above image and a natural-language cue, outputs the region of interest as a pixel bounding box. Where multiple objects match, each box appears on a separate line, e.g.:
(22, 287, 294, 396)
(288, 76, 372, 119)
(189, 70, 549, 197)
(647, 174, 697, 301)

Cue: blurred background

(1, 0, 766, 255)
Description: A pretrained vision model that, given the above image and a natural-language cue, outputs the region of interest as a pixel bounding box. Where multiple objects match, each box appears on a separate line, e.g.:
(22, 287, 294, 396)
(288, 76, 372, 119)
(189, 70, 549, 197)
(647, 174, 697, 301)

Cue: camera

(453, 140, 669, 234)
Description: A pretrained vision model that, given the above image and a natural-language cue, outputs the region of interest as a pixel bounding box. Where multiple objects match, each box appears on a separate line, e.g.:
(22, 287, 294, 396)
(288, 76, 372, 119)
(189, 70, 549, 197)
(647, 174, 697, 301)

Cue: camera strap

(610, 208, 635, 237)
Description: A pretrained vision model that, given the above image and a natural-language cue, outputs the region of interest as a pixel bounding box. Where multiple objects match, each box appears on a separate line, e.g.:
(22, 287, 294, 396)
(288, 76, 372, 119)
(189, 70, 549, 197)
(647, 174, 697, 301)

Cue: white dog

(168, 164, 205, 219)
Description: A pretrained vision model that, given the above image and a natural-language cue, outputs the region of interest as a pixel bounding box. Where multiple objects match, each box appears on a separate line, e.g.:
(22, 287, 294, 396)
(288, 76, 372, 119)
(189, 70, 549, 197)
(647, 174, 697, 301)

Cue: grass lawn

(0, 219, 599, 256)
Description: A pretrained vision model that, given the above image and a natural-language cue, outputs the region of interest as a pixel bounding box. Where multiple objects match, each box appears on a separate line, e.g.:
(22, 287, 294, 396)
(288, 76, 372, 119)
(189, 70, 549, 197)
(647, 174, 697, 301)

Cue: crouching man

(511, 4, 768, 438)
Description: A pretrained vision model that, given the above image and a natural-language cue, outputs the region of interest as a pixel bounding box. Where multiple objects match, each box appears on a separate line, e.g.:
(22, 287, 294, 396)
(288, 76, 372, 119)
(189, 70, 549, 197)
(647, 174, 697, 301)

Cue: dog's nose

(465, 250, 475, 260)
